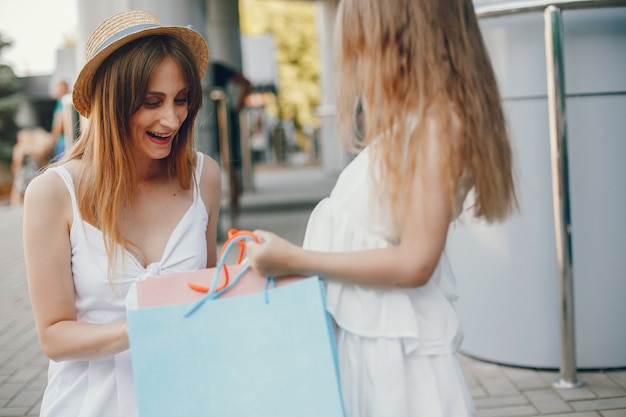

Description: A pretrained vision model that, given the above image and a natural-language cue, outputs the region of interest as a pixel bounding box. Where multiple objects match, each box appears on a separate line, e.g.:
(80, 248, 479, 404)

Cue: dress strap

(48, 166, 81, 221)
(193, 151, 205, 199)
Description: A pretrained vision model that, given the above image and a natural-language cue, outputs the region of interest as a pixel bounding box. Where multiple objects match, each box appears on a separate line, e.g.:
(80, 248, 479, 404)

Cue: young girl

(23, 11, 220, 417)
(246, 0, 517, 416)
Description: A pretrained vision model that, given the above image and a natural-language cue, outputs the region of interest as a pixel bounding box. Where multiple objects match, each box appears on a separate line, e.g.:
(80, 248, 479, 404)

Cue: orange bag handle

(221, 228, 260, 262)
(189, 229, 260, 293)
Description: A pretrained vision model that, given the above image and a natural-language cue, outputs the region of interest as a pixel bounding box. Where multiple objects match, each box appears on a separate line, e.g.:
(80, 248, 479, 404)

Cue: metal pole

(544, 5, 584, 389)
(239, 111, 254, 193)
(211, 88, 239, 230)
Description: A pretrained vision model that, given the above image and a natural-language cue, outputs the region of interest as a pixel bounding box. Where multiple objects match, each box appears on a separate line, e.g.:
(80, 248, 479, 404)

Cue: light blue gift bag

(127, 234, 345, 417)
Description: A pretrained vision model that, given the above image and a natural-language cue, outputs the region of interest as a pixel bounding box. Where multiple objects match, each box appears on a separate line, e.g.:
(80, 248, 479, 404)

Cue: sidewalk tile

(572, 397, 626, 412)
(583, 374, 626, 398)
(475, 394, 529, 409)
(481, 377, 521, 396)
(600, 410, 626, 417)
(525, 389, 572, 414)
(477, 404, 537, 417)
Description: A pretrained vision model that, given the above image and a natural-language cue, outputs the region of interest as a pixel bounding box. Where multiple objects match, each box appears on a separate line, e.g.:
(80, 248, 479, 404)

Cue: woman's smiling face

(128, 56, 189, 162)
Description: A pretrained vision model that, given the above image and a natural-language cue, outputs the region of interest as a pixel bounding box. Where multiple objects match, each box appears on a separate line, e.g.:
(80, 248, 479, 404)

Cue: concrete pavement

(1, 163, 625, 417)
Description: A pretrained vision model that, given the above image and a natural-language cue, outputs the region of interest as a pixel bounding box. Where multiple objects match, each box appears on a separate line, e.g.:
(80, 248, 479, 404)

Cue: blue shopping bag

(127, 234, 345, 417)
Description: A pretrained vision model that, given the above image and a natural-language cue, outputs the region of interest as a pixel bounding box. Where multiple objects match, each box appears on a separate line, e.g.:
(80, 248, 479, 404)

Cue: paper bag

(127, 233, 345, 417)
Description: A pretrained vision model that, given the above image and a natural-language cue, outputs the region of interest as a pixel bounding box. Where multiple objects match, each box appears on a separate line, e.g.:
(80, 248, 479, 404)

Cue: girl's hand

(246, 230, 301, 278)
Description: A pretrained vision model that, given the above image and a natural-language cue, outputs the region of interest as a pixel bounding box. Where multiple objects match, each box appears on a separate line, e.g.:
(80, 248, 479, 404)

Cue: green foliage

(239, 0, 320, 129)
(0, 34, 23, 162)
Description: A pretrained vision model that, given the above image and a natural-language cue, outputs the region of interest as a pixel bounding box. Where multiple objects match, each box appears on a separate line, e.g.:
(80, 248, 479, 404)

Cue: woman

(23, 10, 220, 417)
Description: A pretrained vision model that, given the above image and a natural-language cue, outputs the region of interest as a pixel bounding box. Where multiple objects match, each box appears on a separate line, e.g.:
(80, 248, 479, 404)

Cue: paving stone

(0, 383, 22, 401)
(0, 322, 28, 353)
(3, 344, 42, 373)
(572, 397, 626, 412)
(477, 404, 537, 417)
(600, 410, 626, 417)
(475, 394, 529, 409)
(608, 372, 626, 390)
(503, 368, 551, 391)
(481, 377, 521, 396)
(557, 385, 601, 402)
(539, 370, 563, 385)
(525, 389, 572, 414)
(465, 373, 481, 388)
(472, 386, 489, 399)
(22, 373, 46, 395)
(0, 407, 30, 417)
(8, 389, 42, 408)
(583, 374, 626, 398)
(9, 368, 39, 384)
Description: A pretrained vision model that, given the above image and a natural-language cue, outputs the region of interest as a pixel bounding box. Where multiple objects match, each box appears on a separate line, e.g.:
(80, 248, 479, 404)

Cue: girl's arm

(199, 154, 222, 268)
(23, 171, 128, 361)
(247, 145, 455, 289)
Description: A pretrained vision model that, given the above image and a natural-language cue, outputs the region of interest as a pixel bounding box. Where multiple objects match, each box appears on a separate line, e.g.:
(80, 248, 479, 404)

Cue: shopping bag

(127, 233, 345, 417)
(130, 230, 301, 309)
(135, 257, 301, 308)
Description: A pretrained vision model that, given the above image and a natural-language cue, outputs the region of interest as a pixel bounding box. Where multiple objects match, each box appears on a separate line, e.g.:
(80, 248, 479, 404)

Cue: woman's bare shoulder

(197, 153, 221, 211)
(24, 161, 81, 216)
(198, 153, 220, 187)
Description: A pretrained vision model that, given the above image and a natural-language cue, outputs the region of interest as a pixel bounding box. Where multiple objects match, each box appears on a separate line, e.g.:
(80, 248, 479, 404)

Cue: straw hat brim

(73, 24, 209, 118)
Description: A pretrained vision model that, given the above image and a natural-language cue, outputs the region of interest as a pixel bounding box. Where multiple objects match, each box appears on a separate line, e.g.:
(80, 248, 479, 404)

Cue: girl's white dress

(303, 147, 476, 417)
(40, 154, 209, 417)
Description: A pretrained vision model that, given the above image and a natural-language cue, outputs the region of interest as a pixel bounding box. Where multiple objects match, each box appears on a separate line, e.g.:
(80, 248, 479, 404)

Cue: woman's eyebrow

(145, 88, 190, 96)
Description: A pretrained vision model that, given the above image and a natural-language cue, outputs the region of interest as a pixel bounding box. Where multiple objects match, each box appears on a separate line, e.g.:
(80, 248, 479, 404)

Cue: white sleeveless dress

(40, 153, 209, 417)
(303, 147, 476, 417)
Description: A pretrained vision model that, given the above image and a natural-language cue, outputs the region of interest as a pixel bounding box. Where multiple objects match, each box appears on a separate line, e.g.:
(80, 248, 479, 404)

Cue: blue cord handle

(184, 234, 275, 317)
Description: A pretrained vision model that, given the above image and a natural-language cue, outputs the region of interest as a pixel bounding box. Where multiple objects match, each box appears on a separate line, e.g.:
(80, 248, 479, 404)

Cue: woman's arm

(199, 154, 222, 268)
(23, 170, 128, 361)
(247, 146, 454, 289)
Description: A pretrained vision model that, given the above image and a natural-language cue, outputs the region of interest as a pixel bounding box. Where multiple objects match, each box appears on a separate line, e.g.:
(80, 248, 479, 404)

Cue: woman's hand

(245, 230, 302, 278)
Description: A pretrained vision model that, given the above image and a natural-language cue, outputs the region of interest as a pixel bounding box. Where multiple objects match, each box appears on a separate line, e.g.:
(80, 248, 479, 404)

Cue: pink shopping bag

(135, 230, 300, 308)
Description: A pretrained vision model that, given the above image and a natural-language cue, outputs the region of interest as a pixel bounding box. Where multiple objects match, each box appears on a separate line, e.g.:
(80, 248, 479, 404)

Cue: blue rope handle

(184, 234, 275, 317)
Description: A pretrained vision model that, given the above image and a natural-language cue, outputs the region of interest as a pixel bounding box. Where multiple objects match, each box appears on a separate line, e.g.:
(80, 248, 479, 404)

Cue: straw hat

(72, 10, 209, 117)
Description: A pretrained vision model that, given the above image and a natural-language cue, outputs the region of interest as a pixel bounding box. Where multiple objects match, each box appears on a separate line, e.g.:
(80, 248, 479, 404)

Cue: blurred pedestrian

(9, 127, 51, 207)
(49, 79, 71, 160)
(9, 79, 74, 207)
(246, 0, 517, 416)
(22, 10, 219, 417)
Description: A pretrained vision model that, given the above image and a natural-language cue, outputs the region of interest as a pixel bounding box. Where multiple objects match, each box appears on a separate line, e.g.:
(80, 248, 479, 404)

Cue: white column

(206, 0, 243, 68)
(75, 0, 129, 70)
(316, 0, 346, 176)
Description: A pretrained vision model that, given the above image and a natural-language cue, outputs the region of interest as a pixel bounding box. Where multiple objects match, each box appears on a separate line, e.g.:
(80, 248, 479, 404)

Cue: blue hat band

(94, 23, 160, 56)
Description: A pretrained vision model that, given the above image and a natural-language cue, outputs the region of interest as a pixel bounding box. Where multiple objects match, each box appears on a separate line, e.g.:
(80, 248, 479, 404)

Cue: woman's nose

(160, 105, 179, 128)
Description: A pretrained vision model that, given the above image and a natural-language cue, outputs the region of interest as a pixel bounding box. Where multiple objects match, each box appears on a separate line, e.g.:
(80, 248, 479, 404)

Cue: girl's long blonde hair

(335, 0, 517, 225)
(62, 36, 203, 279)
